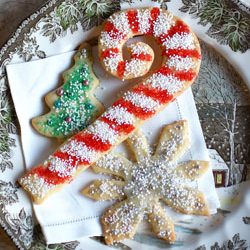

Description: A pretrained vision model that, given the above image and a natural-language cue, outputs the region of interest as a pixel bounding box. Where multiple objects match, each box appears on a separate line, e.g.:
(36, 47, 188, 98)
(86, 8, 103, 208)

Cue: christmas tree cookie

(32, 43, 104, 139)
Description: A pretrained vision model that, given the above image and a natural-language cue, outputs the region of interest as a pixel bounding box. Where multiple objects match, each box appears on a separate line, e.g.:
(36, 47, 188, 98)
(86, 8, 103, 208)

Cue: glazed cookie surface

(32, 43, 104, 139)
(82, 121, 210, 244)
(19, 7, 201, 204)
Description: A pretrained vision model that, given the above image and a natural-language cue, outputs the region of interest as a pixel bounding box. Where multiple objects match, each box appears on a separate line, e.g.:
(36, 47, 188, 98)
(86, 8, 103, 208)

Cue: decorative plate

(0, 1, 250, 249)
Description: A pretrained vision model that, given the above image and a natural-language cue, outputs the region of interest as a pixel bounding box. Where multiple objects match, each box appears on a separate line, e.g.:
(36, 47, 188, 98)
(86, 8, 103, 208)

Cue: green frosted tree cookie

(32, 43, 104, 139)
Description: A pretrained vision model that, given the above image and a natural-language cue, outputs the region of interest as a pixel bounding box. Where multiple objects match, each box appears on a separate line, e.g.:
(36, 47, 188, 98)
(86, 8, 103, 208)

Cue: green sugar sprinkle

(39, 52, 100, 138)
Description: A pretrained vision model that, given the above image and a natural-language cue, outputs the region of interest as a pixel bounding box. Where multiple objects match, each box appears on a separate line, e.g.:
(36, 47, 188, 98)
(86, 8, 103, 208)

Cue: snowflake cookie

(82, 120, 210, 244)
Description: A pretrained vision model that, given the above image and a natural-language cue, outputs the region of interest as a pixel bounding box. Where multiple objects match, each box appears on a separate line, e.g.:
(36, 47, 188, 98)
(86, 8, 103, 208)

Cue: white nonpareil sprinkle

(80, 48, 87, 58)
(97, 181, 125, 200)
(110, 12, 131, 35)
(137, 9, 151, 33)
(129, 42, 151, 55)
(147, 73, 183, 94)
(61, 139, 97, 163)
(48, 156, 75, 177)
(124, 59, 148, 78)
(85, 121, 209, 239)
(153, 12, 174, 37)
(88, 120, 118, 144)
(167, 55, 195, 72)
(105, 201, 141, 235)
(95, 153, 129, 176)
(103, 54, 122, 73)
(124, 92, 160, 111)
(163, 32, 195, 50)
(158, 231, 167, 237)
(104, 106, 134, 125)
(20, 174, 54, 199)
(100, 32, 122, 48)
(158, 132, 184, 160)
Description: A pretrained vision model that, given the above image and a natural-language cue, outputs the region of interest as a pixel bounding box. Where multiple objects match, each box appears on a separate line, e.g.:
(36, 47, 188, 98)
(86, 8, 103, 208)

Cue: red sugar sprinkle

(101, 48, 119, 59)
(104, 21, 125, 40)
(113, 99, 155, 120)
(33, 165, 72, 185)
(74, 132, 112, 152)
(117, 61, 125, 78)
(127, 9, 139, 33)
(53, 151, 79, 165)
(132, 85, 173, 104)
(100, 116, 135, 134)
(163, 48, 201, 59)
(158, 20, 190, 44)
(147, 7, 161, 35)
(131, 53, 152, 61)
(157, 66, 196, 82)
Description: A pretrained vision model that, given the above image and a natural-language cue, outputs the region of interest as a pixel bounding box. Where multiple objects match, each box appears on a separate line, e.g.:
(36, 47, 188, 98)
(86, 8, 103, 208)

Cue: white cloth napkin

(6, 45, 220, 244)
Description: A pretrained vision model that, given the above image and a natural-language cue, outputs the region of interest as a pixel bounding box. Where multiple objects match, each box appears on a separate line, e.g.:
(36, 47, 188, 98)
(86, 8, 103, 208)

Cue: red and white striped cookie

(19, 7, 201, 204)
(99, 8, 201, 80)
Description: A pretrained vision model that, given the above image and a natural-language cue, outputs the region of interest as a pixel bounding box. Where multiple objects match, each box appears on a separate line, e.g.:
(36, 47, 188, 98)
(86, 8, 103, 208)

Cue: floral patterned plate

(0, 1, 250, 249)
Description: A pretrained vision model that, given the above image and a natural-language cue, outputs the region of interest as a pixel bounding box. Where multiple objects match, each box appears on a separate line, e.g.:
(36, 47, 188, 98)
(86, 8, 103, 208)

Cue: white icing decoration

(129, 43, 151, 55)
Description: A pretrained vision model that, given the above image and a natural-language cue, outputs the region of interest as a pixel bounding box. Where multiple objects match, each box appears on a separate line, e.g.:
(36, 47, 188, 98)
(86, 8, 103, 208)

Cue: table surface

(0, 1, 47, 249)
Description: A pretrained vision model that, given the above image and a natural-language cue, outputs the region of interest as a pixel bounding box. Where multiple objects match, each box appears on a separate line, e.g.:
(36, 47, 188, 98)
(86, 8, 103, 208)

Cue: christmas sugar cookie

(99, 8, 201, 80)
(19, 7, 201, 204)
(32, 43, 104, 139)
(82, 120, 210, 245)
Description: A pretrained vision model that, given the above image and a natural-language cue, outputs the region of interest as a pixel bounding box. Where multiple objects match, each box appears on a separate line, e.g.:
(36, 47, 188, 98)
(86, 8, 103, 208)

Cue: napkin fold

(6, 45, 220, 244)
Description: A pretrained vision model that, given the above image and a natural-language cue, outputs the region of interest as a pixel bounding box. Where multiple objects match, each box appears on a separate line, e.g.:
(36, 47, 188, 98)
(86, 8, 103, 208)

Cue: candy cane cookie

(19, 7, 201, 204)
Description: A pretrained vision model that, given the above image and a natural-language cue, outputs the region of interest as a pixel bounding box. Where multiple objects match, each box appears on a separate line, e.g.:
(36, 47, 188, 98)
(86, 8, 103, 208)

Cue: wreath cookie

(82, 120, 210, 244)
(19, 7, 201, 204)
(32, 43, 104, 139)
